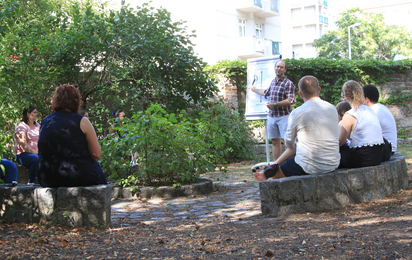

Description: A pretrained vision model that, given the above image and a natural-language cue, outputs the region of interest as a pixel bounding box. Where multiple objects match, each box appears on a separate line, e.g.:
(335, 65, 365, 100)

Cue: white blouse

(346, 105, 384, 148)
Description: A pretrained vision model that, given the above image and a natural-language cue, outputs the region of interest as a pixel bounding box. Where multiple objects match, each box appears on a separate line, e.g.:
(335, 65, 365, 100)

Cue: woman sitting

(339, 80, 384, 168)
(37, 84, 107, 187)
(14, 106, 40, 184)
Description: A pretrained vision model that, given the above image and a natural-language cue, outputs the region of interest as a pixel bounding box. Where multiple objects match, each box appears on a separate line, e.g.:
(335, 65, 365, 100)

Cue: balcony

(237, 0, 279, 18)
(237, 36, 276, 59)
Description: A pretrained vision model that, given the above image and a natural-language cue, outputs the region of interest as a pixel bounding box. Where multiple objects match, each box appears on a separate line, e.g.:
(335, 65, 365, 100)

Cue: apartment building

(281, 0, 338, 59)
(123, 0, 282, 65)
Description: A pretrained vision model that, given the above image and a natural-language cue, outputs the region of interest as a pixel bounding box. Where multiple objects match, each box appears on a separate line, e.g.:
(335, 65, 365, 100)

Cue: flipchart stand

(246, 115, 275, 172)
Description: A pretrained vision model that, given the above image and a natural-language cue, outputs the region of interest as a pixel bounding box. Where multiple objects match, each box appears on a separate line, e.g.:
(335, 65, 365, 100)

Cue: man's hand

(267, 102, 275, 110)
(250, 84, 256, 92)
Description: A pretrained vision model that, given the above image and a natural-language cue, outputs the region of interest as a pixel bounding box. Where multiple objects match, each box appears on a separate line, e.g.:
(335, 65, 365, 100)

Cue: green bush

(99, 103, 256, 187)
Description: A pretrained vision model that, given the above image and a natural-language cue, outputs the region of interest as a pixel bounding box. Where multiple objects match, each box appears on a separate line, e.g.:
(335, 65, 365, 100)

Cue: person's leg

(267, 116, 282, 161)
(0, 159, 18, 183)
(279, 157, 308, 177)
(271, 138, 282, 162)
(16, 152, 39, 183)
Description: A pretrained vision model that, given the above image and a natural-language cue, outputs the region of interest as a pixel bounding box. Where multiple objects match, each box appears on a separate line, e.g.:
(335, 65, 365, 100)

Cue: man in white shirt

(363, 84, 397, 153)
(254, 76, 340, 181)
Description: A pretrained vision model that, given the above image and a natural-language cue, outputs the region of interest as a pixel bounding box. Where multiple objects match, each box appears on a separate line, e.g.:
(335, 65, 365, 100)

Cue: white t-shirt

(371, 103, 397, 152)
(284, 97, 340, 174)
(346, 105, 384, 148)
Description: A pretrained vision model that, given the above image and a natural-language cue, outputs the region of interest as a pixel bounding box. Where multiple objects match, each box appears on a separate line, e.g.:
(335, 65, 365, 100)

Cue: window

(255, 23, 263, 38)
(238, 19, 246, 37)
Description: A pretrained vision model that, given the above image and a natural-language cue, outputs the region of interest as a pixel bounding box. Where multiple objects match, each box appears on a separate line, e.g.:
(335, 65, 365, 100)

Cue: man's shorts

(267, 114, 289, 140)
(280, 156, 308, 177)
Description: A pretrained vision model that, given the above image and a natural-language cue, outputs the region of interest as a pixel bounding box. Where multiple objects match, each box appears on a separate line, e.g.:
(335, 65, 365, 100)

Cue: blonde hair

(342, 80, 364, 109)
(336, 101, 351, 121)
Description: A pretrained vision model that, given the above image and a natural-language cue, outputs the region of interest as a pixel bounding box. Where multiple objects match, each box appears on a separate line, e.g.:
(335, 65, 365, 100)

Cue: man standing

(250, 60, 296, 161)
(254, 76, 340, 181)
(363, 84, 397, 153)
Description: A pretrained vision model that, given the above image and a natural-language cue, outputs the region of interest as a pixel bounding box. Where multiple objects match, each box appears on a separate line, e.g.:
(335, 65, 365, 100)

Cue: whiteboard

(245, 55, 282, 121)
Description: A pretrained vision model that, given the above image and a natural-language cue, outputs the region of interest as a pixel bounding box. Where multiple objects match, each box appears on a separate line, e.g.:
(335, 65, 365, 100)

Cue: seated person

(109, 109, 126, 137)
(37, 84, 107, 187)
(339, 81, 384, 168)
(14, 106, 40, 184)
(0, 159, 18, 186)
(363, 84, 397, 154)
(336, 101, 351, 122)
(254, 76, 340, 181)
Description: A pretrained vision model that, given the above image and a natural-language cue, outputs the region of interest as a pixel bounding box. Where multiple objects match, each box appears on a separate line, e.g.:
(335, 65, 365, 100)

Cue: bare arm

(80, 117, 101, 161)
(267, 99, 291, 110)
(274, 143, 296, 165)
(250, 84, 266, 96)
(338, 113, 356, 147)
(15, 132, 38, 154)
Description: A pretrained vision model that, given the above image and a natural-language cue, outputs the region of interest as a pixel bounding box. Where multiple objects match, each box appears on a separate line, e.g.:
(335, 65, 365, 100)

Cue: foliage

(188, 102, 257, 162)
(205, 59, 247, 89)
(100, 104, 216, 187)
(0, 0, 217, 141)
(100, 103, 256, 187)
(379, 86, 412, 106)
(313, 8, 412, 60)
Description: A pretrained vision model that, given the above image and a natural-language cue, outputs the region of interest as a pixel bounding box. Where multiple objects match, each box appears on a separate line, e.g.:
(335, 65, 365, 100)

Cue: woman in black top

(37, 84, 107, 187)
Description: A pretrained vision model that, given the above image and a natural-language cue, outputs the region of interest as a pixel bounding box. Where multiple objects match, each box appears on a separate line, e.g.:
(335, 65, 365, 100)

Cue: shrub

(100, 103, 256, 187)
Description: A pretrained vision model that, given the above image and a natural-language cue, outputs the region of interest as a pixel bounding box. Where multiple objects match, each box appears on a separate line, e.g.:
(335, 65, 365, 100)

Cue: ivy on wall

(206, 58, 412, 108)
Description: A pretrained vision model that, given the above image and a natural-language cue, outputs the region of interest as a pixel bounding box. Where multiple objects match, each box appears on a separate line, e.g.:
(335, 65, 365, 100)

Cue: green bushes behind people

(100, 103, 256, 187)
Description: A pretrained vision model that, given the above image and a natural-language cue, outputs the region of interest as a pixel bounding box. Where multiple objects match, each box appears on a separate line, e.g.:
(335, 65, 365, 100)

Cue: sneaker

(263, 163, 278, 179)
(27, 183, 35, 186)
(5, 182, 17, 187)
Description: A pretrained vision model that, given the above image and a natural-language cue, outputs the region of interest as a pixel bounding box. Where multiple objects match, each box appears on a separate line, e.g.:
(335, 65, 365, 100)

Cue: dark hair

(298, 75, 319, 98)
(111, 109, 124, 118)
(275, 60, 287, 69)
(336, 101, 351, 121)
(363, 84, 380, 103)
(22, 105, 37, 124)
(52, 84, 81, 113)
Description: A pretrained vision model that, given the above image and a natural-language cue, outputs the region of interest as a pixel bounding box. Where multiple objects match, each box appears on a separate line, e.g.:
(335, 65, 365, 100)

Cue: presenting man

(250, 60, 296, 161)
(254, 76, 340, 181)
(363, 84, 397, 153)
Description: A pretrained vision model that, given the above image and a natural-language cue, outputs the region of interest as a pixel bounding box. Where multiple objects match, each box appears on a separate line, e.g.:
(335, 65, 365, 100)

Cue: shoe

(263, 164, 278, 179)
(27, 183, 35, 186)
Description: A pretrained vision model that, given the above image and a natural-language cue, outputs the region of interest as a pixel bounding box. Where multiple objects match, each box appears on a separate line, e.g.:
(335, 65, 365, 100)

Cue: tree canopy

(313, 8, 412, 60)
(0, 0, 216, 133)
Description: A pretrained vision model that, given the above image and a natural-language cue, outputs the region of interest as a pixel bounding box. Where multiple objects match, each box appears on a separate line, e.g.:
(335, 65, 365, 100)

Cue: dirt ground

(1, 148, 412, 259)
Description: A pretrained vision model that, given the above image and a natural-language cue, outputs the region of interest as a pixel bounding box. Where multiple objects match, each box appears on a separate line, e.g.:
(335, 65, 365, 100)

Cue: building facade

(280, 0, 343, 59)
(123, 0, 282, 65)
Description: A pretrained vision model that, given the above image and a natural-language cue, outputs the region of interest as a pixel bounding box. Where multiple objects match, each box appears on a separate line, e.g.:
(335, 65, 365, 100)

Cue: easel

(245, 115, 275, 172)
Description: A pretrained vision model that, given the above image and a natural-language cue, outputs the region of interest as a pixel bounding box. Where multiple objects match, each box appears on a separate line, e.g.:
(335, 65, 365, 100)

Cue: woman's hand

(80, 117, 101, 161)
(15, 132, 38, 154)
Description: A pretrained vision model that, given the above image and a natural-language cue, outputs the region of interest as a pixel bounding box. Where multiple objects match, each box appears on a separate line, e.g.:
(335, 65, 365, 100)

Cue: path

(111, 169, 263, 227)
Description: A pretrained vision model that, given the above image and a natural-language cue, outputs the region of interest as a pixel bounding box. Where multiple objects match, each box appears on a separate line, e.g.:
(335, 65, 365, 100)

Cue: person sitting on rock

(254, 76, 340, 181)
(37, 84, 107, 187)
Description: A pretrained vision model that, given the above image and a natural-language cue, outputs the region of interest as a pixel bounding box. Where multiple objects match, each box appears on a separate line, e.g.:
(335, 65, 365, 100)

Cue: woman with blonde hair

(339, 80, 384, 168)
(37, 84, 107, 187)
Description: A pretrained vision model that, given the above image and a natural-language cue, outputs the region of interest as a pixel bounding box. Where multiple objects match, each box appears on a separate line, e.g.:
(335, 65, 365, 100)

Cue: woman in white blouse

(339, 80, 384, 168)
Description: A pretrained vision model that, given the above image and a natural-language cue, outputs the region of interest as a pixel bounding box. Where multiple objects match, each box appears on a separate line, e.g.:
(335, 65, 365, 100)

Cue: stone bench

(259, 153, 408, 217)
(0, 185, 111, 227)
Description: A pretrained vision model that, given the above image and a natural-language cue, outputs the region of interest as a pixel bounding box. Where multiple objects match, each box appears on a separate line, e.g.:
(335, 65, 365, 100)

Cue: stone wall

(0, 185, 111, 227)
(259, 153, 408, 217)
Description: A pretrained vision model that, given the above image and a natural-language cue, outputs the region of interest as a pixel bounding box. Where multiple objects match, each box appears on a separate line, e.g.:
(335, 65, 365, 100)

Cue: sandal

(263, 163, 278, 179)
